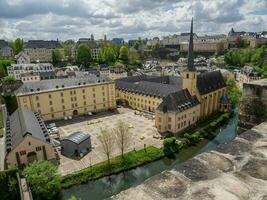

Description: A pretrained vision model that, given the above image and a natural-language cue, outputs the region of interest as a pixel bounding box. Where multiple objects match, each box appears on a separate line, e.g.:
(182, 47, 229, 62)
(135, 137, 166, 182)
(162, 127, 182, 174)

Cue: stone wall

(112, 121, 267, 200)
(238, 79, 267, 132)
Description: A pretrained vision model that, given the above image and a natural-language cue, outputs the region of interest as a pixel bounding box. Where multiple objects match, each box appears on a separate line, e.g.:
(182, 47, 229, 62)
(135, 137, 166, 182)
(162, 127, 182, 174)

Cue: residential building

(15, 75, 116, 121)
(72, 38, 101, 60)
(15, 52, 31, 64)
(24, 40, 64, 62)
(0, 40, 13, 58)
(100, 68, 128, 80)
(5, 107, 58, 169)
(7, 63, 54, 80)
(21, 72, 41, 83)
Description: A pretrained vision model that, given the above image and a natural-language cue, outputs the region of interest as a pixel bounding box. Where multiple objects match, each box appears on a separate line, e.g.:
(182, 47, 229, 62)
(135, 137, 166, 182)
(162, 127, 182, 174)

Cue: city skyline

(0, 0, 266, 41)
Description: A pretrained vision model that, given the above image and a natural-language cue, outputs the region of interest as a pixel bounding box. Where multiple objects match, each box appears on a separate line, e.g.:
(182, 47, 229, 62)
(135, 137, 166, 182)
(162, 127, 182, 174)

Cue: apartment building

(100, 68, 128, 80)
(7, 63, 54, 80)
(24, 40, 64, 62)
(15, 76, 116, 121)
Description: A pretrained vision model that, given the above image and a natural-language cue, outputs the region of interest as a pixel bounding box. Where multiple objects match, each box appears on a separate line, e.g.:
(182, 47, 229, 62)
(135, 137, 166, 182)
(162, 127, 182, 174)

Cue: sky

(0, 0, 266, 41)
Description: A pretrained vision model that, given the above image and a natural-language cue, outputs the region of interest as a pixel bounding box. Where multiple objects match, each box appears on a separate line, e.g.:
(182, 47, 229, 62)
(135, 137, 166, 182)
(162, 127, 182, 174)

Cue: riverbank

(61, 146, 164, 188)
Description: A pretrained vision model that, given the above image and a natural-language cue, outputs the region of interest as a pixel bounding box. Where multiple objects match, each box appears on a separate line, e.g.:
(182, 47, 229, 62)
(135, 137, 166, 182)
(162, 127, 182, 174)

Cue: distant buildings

(7, 62, 55, 80)
(99, 68, 128, 80)
(111, 38, 124, 45)
(5, 107, 58, 169)
(24, 40, 64, 62)
(72, 37, 102, 60)
(237, 65, 261, 84)
(15, 75, 116, 121)
(0, 40, 13, 58)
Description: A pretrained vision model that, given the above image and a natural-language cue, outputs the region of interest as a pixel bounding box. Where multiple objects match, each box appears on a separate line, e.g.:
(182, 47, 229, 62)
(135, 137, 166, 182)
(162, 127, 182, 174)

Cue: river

(62, 115, 237, 200)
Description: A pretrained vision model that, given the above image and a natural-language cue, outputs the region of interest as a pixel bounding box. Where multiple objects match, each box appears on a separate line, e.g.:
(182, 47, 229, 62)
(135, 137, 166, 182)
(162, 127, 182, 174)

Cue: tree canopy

(119, 46, 129, 63)
(10, 38, 24, 55)
(76, 44, 92, 68)
(24, 161, 61, 200)
(52, 49, 63, 66)
(99, 46, 117, 64)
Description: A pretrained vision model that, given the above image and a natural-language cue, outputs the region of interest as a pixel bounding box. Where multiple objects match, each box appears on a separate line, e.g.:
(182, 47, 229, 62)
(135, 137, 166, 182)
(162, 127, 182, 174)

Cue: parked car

(47, 123, 56, 129)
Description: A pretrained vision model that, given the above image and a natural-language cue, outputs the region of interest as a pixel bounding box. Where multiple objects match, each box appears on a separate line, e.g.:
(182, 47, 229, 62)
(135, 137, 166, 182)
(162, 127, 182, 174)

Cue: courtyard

(56, 107, 162, 176)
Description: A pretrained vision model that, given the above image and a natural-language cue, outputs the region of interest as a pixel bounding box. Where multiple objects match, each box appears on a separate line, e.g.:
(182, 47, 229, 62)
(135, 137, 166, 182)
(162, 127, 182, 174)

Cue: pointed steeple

(187, 18, 195, 71)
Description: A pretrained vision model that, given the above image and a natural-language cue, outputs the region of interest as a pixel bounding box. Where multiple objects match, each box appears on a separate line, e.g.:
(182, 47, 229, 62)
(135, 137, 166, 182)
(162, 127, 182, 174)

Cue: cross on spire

(187, 17, 195, 71)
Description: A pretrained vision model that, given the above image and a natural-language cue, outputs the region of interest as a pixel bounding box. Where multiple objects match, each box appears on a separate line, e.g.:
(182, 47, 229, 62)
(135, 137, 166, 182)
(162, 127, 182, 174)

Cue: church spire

(187, 18, 195, 71)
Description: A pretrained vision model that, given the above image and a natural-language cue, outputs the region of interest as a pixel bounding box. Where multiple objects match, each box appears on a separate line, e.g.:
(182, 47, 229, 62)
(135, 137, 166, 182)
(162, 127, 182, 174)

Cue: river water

(62, 116, 237, 200)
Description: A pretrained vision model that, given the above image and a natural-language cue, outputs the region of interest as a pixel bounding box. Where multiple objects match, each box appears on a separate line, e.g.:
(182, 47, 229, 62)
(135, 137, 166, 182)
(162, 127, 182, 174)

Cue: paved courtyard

(56, 107, 162, 176)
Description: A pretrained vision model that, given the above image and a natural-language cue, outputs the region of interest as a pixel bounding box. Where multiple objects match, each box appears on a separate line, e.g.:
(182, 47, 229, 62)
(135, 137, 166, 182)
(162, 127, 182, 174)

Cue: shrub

(0, 168, 20, 200)
(182, 132, 203, 146)
(163, 137, 181, 155)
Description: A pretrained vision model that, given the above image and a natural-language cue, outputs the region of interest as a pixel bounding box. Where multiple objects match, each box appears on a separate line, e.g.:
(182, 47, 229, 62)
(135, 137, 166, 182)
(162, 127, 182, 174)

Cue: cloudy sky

(0, 0, 266, 41)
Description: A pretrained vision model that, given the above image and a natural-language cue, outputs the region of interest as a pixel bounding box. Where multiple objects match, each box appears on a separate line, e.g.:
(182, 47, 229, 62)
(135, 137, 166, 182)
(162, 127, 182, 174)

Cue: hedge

(0, 168, 20, 200)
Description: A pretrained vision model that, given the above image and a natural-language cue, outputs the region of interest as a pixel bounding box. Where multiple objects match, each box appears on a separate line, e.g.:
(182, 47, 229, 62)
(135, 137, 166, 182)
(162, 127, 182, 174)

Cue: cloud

(0, 0, 266, 41)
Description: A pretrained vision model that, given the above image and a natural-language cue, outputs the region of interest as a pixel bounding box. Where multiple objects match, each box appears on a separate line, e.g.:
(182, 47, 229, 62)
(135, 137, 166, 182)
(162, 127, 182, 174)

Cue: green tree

(100, 46, 117, 64)
(25, 161, 61, 200)
(0, 59, 13, 77)
(10, 38, 24, 55)
(62, 40, 75, 64)
(76, 44, 92, 68)
(119, 46, 129, 63)
(52, 49, 63, 66)
(3, 76, 15, 83)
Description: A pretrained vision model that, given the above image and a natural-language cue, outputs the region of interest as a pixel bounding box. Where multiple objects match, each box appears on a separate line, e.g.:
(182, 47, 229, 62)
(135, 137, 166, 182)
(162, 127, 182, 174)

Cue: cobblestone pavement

(57, 107, 162, 176)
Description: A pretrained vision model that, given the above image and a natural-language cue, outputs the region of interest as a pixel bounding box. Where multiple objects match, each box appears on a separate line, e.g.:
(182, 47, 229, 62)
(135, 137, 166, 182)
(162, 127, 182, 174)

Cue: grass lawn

(61, 146, 164, 189)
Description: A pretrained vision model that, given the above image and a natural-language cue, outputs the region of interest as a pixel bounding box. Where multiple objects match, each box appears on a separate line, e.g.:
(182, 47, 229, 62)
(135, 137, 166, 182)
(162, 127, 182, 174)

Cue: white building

(7, 63, 55, 80)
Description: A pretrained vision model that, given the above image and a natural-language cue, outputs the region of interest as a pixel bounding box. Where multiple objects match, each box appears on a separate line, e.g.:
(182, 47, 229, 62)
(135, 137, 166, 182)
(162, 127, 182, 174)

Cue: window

(35, 96, 39, 100)
(61, 92, 64, 97)
(84, 101, 86, 105)
(83, 95, 86, 99)
(168, 124, 171, 129)
(37, 103, 40, 107)
(93, 94, 96, 98)
(103, 104, 106, 107)
(61, 99, 64, 103)
(36, 146, 42, 151)
(28, 142, 31, 146)
(50, 107, 53, 112)
(63, 111, 66, 116)
(20, 150, 26, 156)
(73, 90, 76, 95)
(93, 100, 96, 103)
(48, 94, 52, 98)
(70, 91, 72, 95)
(102, 92, 105, 96)
(62, 105, 65, 109)
(82, 89, 85, 93)
(103, 98, 105, 102)
(49, 101, 53, 105)
(102, 86, 104, 90)
(186, 74, 189, 78)
(168, 117, 171, 122)
(51, 114, 54, 118)
(92, 88, 95, 92)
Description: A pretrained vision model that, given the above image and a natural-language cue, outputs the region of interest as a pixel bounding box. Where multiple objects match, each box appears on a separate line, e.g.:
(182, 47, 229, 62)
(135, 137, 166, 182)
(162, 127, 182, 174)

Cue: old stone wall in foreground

(112, 121, 267, 200)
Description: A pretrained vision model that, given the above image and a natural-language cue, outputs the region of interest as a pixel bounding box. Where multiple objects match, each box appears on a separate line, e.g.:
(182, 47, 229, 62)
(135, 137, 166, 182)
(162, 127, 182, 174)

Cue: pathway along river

(62, 115, 237, 200)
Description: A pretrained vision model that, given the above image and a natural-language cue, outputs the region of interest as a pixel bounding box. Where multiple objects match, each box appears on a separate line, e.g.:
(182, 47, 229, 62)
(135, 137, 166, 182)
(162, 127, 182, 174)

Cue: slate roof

(26, 40, 62, 49)
(116, 80, 182, 98)
(15, 76, 112, 95)
(157, 89, 200, 113)
(0, 40, 8, 47)
(62, 131, 90, 144)
(6, 107, 49, 151)
(197, 71, 226, 95)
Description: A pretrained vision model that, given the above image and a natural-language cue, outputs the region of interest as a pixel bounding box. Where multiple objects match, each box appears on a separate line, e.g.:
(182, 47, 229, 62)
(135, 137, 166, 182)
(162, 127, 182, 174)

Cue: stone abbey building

(116, 19, 228, 133)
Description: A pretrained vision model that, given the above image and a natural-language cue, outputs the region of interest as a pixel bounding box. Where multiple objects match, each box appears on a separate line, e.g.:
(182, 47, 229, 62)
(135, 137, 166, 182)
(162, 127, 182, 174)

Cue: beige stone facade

(16, 79, 116, 121)
(180, 40, 228, 53)
(21, 73, 41, 83)
(5, 135, 57, 168)
(116, 89, 162, 112)
(155, 105, 200, 133)
(24, 48, 64, 63)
